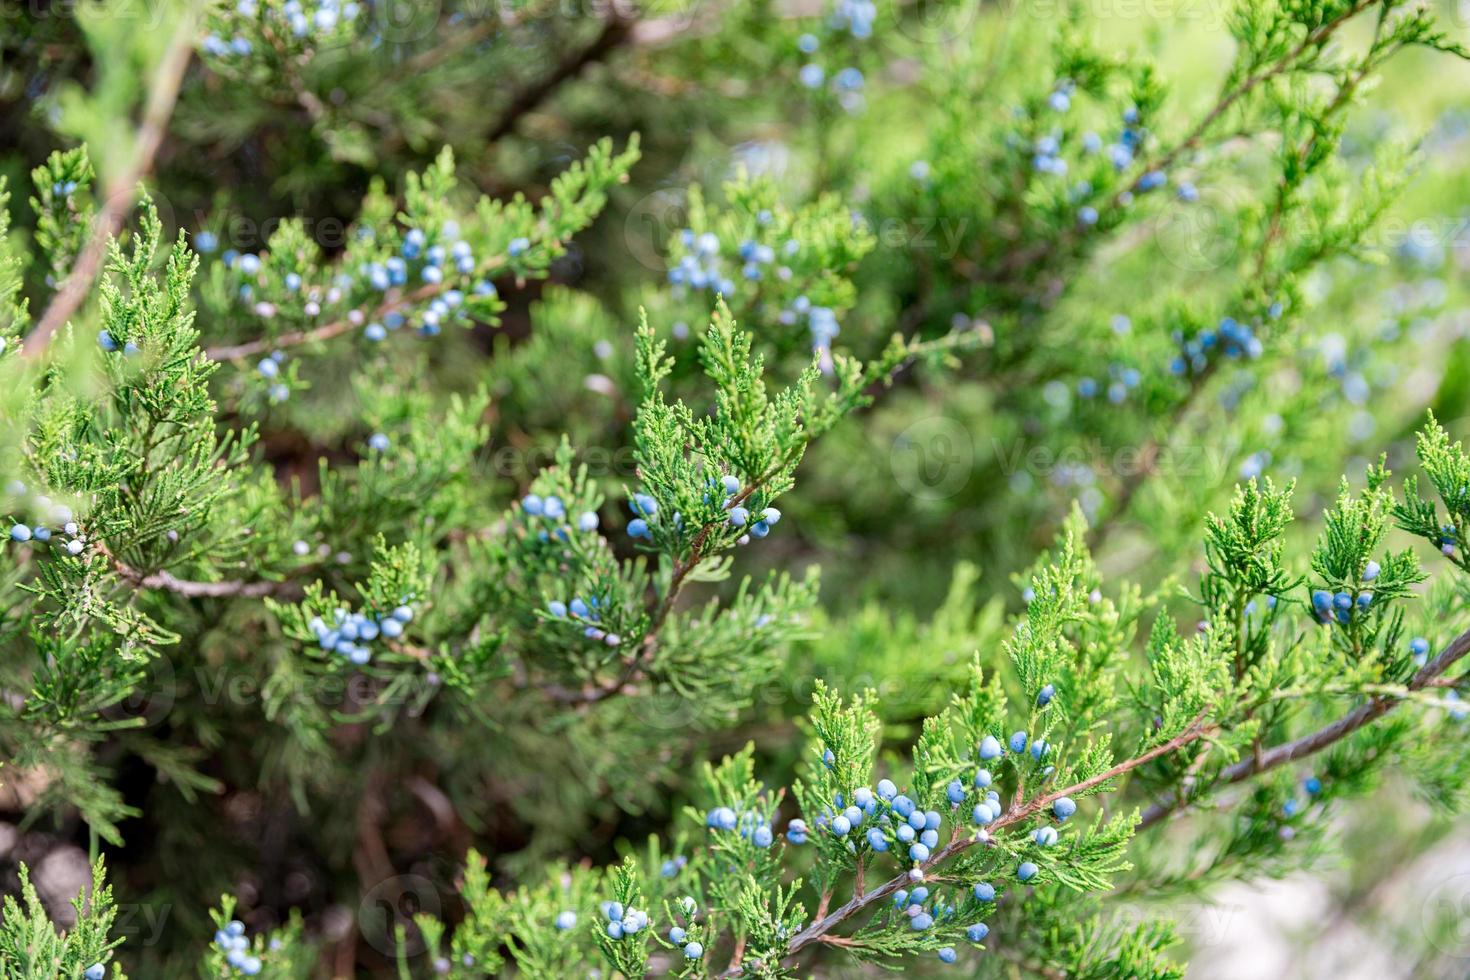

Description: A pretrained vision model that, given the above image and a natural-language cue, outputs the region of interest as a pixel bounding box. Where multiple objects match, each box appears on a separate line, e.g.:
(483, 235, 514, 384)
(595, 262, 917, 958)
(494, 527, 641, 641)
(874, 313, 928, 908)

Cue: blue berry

(628, 518, 650, 539)
(909, 842, 930, 862)
(1053, 796, 1076, 820)
(910, 912, 933, 930)
(893, 794, 916, 817)
(979, 735, 1003, 760)
(893, 889, 909, 907)
(1332, 591, 1352, 611)
(631, 493, 658, 516)
(391, 605, 414, 623)
(606, 922, 623, 939)
(1017, 861, 1038, 882)
(9, 525, 31, 542)
(368, 433, 391, 452)
(831, 815, 851, 836)
(876, 778, 898, 800)
(1410, 637, 1429, 657)
(843, 804, 864, 827)
(577, 511, 599, 531)
(938, 947, 958, 964)
(548, 601, 567, 617)
(728, 506, 750, 527)
(508, 237, 530, 257)
(897, 823, 916, 843)
(923, 810, 941, 831)
(542, 496, 565, 520)
(753, 824, 774, 847)
(972, 802, 995, 825)
(1311, 590, 1332, 614)
(1304, 776, 1322, 795)
(683, 941, 704, 959)
(920, 829, 938, 848)
(966, 922, 989, 942)
(972, 882, 995, 902)
(973, 768, 992, 788)
(1037, 684, 1055, 707)
(1009, 731, 1029, 754)
(762, 507, 781, 525)
(85, 966, 105, 980)
(866, 827, 888, 851)
(1032, 826, 1058, 846)
(1363, 560, 1380, 581)
(786, 818, 809, 844)
(555, 910, 577, 930)
(1030, 740, 1048, 760)
(946, 779, 965, 804)
(522, 494, 544, 516)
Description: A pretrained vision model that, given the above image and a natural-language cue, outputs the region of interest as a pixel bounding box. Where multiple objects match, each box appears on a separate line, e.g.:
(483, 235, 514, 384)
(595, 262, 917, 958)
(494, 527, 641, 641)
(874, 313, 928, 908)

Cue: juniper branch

(22, 12, 195, 357)
(1137, 619, 1470, 829)
(728, 713, 1217, 976)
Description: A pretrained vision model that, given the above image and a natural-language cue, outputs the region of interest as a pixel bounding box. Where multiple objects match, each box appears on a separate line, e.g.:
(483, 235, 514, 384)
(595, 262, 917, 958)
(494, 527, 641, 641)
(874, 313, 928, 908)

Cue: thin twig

(102, 542, 303, 600)
(22, 10, 197, 357)
(1137, 623, 1470, 829)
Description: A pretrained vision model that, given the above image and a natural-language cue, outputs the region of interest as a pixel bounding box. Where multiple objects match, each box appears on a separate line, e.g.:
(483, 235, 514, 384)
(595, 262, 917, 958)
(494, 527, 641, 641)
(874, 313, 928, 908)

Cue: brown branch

(485, 13, 636, 144)
(204, 278, 467, 363)
(22, 13, 196, 357)
(1137, 623, 1470, 830)
(102, 543, 303, 600)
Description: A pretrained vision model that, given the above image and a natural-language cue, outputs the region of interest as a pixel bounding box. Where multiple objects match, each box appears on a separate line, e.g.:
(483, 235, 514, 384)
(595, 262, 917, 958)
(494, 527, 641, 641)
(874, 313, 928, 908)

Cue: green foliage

(3, 0, 1470, 976)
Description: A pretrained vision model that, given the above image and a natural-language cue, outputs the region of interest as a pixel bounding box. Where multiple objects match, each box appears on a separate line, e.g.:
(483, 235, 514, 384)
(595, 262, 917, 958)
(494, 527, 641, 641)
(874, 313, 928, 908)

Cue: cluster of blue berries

(795, 31, 866, 112)
(1170, 316, 1264, 377)
(668, 231, 736, 296)
(522, 492, 600, 542)
(96, 329, 140, 357)
(1311, 562, 1380, 627)
(212, 919, 262, 975)
(705, 805, 776, 848)
(664, 897, 704, 959)
(600, 900, 650, 941)
(545, 592, 620, 647)
(803, 779, 945, 867)
(212, 218, 498, 352)
(253, 349, 291, 403)
(8, 490, 86, 557)
(830, 0, 876, 37)
(203, 0, 358, 57)
(978, 730, 1051, 764)
(308, 602, 415, 665)
(890, 885, 954, 932)
(1074, 362, 1142, 404)
(777, 294, 841, 371)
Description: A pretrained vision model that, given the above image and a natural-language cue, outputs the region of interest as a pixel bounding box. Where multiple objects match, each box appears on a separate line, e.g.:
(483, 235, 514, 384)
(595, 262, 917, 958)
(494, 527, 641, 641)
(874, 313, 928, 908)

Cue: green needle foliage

(1, 0, 1469, 977)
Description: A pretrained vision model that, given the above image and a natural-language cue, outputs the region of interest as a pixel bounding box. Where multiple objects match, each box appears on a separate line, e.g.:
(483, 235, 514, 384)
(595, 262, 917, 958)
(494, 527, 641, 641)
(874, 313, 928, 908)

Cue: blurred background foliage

(4, 0, 1470, 974)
